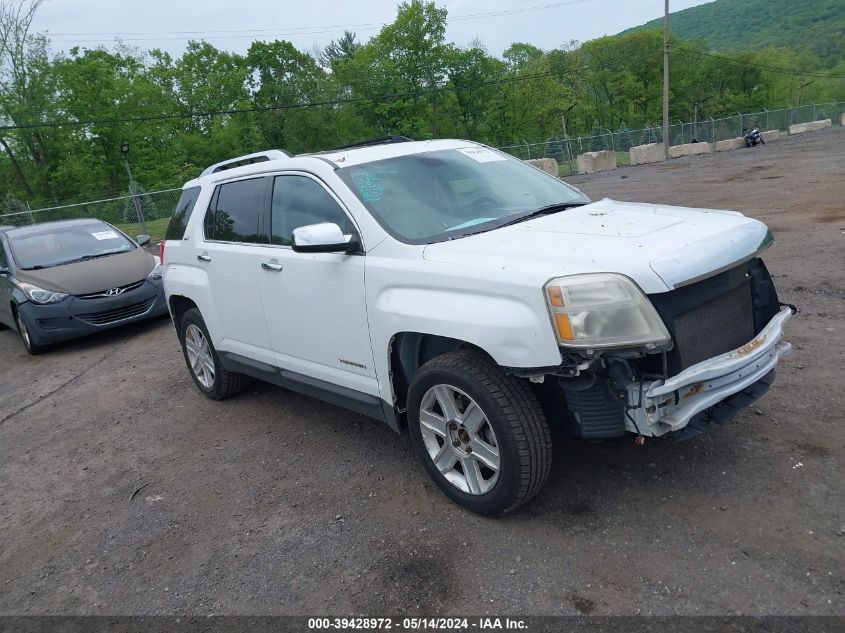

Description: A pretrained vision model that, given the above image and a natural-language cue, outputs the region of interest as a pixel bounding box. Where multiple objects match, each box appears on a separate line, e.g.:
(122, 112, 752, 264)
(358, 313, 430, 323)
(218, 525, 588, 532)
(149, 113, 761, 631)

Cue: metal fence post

(710, 116, 715, 143)
(606, 129, 615, 152)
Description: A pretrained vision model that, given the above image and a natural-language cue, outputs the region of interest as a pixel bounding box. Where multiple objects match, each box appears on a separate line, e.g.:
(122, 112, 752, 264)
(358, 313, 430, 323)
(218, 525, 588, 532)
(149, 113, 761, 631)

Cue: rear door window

(204, 178, 267, 243)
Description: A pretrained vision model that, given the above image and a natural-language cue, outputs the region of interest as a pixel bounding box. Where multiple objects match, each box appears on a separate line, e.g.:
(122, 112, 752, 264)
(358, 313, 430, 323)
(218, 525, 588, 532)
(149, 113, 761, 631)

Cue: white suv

(162, 138, 792, 515)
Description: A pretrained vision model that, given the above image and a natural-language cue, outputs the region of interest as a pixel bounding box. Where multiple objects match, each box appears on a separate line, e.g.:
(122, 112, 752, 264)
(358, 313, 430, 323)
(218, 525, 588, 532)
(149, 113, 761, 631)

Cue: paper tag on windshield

(457, 147, 506, 163)
(92, 230, 119, 240)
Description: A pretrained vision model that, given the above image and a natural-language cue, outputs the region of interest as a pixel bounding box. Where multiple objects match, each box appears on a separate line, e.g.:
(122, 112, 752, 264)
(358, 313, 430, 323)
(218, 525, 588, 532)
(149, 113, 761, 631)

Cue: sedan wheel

(184, 323, 215, 389)
(14, 308, 44, 355)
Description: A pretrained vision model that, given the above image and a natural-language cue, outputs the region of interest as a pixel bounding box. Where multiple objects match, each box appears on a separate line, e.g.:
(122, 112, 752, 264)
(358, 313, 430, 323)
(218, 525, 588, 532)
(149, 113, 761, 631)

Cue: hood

(423, 199, 769, 294)
(13, 247, 154, 295)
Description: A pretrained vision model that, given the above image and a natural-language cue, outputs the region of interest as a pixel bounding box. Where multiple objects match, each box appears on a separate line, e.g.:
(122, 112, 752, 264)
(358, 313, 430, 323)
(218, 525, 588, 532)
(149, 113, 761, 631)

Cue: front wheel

(407, 350, 552, 516)
(14, 307, 46, 355)
(179, 308, 247, 400)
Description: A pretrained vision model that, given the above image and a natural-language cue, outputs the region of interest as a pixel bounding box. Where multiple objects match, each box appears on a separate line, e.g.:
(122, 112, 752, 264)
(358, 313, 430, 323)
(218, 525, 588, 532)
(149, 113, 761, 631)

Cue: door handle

(261, 261, 283, 272)
(197, 254, 211, 262)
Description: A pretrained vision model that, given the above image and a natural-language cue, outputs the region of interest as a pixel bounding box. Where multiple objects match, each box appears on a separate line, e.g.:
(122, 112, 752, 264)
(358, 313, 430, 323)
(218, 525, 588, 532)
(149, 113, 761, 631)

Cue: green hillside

(624, 0, 845, 63)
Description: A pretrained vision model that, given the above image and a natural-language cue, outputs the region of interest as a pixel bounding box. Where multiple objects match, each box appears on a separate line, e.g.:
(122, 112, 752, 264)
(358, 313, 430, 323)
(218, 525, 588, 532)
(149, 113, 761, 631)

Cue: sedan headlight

(18, 282, 68, 305)
(544, 273, 671, 350)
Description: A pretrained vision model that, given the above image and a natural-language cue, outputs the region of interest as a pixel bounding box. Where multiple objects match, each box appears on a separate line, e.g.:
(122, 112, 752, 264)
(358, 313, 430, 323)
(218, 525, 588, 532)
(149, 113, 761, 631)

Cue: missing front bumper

(625, 307, 793, 437)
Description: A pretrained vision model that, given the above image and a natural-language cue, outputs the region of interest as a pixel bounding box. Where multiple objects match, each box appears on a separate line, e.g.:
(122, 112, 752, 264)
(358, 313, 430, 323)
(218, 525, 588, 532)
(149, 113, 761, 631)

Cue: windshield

(9, 222, 135, 270)
(337, 146, 590, 244)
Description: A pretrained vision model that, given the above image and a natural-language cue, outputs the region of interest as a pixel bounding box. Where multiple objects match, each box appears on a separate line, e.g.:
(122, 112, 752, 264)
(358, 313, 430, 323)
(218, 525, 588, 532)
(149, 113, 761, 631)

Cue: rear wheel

(407, 350, 552, 516)
(179, 308, 247, 400)
(14, 307, 45, 355)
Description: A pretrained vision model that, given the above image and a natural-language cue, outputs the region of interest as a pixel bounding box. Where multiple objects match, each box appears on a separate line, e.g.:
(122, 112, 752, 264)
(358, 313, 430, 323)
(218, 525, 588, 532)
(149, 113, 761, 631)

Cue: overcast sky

(33, 0, 714, 59)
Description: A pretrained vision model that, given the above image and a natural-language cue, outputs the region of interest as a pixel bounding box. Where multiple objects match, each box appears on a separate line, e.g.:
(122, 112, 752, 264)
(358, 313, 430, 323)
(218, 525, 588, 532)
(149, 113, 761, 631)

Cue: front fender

(374, 286, 560, 368)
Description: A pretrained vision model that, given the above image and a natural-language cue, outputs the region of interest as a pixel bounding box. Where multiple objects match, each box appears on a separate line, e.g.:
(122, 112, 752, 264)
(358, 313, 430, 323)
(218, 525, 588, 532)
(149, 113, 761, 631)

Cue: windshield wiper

(496, 202, 587, 229)
(60, 251, 124, 265)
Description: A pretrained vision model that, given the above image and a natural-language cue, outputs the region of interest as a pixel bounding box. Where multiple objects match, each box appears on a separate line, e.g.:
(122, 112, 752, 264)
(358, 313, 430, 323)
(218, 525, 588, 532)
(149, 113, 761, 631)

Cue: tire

(407, 350, 552, 516)
(179, 308, 247, 400)
(13, 306, 46, 355)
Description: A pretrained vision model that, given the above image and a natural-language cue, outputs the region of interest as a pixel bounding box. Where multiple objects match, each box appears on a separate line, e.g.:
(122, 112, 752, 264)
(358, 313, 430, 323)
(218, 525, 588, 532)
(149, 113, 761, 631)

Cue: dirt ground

(1, 129, 843, 617)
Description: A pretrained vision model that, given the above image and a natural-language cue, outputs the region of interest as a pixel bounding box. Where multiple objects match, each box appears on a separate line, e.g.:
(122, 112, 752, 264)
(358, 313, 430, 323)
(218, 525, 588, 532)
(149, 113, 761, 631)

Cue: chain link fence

(498, 101, 845, 175)
(3, 101, 843, 228)
(0, 188, 183, 241)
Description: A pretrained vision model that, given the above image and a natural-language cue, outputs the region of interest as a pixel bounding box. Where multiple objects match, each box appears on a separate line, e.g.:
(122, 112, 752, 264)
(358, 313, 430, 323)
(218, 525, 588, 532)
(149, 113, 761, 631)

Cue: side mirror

(0, 266, 9, 276)
(292, 223, 359, 254)
(137, 234, 151, 246)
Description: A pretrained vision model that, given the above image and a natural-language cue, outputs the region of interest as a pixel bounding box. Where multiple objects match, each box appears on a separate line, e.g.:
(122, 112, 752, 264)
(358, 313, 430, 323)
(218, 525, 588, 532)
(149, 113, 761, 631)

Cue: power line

(1, 48, 655, 130)
(44, 0, 592, 43)
(0, 70, 564, 131)
(674, 46, 845, 80)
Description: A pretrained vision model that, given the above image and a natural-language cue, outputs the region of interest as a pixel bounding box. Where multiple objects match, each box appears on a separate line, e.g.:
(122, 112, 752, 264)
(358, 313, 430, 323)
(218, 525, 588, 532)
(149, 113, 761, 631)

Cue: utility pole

(121, 142, 148, 237)
(561, 102, 577, 174)
(662, 0, 670, 156)
(796, 80, 814, 124)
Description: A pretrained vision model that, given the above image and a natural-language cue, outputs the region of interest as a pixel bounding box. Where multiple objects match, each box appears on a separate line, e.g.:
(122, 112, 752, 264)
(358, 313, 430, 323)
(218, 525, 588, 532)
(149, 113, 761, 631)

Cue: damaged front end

(528, 258, 793, 441)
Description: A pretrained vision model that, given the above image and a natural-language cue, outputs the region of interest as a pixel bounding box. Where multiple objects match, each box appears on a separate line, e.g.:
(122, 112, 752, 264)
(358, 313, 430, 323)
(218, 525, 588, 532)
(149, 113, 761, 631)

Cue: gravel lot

(1, 129, 843, 616)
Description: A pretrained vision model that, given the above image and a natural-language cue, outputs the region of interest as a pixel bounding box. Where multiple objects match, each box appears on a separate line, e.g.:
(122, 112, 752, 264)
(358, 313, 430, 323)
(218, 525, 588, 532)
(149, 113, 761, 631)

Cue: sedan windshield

(9, 222, 135, 270)
(337, 146, 590, 244)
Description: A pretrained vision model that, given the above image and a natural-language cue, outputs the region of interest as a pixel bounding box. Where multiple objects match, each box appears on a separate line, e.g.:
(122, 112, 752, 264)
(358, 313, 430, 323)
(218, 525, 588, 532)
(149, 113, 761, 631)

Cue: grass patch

(114, 217, 170, 243)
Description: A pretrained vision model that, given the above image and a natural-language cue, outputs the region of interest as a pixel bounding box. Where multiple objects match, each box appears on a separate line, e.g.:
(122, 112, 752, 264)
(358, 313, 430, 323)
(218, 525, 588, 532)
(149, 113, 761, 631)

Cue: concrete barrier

(789, 119, 832, 134)
(715, 137, 746, 152)
(761, 130, 782, 143)
(525, 157, 559, 176)
(668, 142, 713, 159)
(841, 112, 845, 127)
(629, 143, 665, 165)
(576, 150, 617, 175)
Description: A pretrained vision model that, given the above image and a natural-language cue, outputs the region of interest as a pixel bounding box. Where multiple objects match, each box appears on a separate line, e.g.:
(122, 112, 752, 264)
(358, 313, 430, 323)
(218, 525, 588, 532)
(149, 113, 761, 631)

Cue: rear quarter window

(165, 187, 202, 240)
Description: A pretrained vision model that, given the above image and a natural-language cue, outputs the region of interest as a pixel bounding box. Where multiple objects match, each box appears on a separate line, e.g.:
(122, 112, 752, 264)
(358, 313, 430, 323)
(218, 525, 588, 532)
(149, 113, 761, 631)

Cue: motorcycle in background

(744, 128, 765, 147)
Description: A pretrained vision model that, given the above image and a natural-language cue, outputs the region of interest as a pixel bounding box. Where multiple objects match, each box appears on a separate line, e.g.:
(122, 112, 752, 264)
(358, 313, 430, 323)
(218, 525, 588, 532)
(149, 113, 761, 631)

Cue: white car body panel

(422, 199, 768, 295)
(164, 139, 787, 439)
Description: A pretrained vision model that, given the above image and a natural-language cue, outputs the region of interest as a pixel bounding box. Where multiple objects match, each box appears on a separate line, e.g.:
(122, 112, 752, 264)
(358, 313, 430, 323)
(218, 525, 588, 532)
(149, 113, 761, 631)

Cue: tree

(0, 0, 53, 200)
(318, 31, 360, 68)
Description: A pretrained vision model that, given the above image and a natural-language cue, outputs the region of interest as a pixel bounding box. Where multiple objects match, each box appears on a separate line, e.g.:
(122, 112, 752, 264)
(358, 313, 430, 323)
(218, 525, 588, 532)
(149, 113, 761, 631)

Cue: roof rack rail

(325, 136, 414, 152)
(200, 149, 291, 177)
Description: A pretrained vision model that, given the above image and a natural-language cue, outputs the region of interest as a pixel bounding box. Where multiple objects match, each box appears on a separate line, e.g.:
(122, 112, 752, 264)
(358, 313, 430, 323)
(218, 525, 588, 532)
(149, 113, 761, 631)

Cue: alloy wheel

(418, 384, 500, 495)
(184, 324, 216, 388)
(15, 311, 30, 349)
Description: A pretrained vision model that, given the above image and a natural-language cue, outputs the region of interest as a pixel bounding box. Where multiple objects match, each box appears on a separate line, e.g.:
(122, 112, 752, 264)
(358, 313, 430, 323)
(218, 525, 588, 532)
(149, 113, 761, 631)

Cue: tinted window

(271, 176, 352, 246)
(204, 178, 265, 243)
(165, 186, 201, 240)
(0, 241, 8, 269)
(8, 223, 135, 270)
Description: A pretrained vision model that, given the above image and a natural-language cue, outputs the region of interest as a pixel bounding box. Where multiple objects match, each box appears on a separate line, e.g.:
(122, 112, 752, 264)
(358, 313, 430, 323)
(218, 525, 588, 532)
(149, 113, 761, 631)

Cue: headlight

(18, 282, 68, 305)
(147, 255, 162, 280)
(544, 273, 671, 350)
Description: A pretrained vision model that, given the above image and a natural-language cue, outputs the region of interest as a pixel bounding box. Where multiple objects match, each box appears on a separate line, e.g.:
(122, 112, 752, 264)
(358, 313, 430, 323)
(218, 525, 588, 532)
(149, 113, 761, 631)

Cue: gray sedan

(0, 219, 167, 354)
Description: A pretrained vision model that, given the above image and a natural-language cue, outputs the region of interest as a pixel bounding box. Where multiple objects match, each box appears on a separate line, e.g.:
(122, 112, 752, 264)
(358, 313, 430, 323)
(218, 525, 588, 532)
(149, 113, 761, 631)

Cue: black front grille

(672, 282, 754, 368)
(648, 258, 780, 375)
(77, 297, 155, 325)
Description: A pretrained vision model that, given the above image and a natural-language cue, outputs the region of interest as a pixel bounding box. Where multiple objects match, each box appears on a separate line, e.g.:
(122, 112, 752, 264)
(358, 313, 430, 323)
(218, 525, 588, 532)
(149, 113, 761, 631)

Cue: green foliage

(626, 0, 845, 66)
(0, 0, 843, 210)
